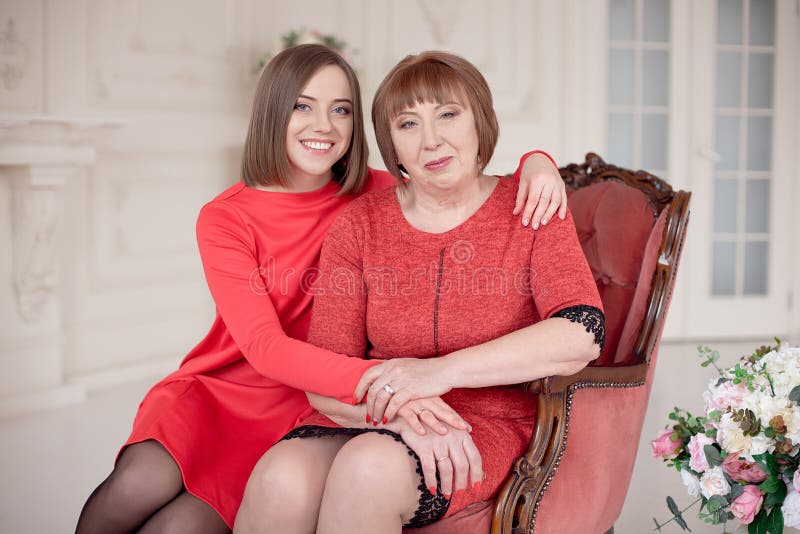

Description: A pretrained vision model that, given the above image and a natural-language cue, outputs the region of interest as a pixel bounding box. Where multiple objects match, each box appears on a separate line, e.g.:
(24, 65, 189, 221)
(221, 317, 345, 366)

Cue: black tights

(75, 440, 230, 534)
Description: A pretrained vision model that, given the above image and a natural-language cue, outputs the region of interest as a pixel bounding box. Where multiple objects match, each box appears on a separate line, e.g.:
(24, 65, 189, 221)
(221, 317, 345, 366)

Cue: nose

(312, 109, 332, 133)
(421, 119, 442, 150)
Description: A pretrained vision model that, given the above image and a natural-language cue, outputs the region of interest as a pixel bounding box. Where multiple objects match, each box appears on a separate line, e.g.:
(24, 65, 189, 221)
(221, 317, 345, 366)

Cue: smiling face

(285, 64, 354, 188)
(390, 98, 480, 190)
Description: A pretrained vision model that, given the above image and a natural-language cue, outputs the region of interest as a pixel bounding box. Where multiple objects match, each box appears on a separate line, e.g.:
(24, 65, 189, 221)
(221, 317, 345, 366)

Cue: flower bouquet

(652, 341, 800, 533)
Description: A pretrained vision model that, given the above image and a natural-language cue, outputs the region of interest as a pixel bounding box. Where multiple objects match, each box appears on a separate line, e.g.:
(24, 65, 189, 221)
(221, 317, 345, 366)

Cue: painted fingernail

(428, 486, 437, 495)
(522, 218, 529, 226)
(444, 493, 451, 500)
(473, 481, 481, 492)
(366, 414, 371, 423)
(382, 417, 388, 424)
(372, 420, 378, 426)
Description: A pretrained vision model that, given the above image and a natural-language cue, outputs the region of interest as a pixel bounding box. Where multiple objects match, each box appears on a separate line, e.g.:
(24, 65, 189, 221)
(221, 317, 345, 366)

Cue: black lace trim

(280, 425, 450, 527)
(552, 305, 606, 351)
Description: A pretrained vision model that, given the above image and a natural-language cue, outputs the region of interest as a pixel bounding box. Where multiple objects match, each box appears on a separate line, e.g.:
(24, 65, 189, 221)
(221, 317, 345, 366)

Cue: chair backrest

(562, 153, 686, 365)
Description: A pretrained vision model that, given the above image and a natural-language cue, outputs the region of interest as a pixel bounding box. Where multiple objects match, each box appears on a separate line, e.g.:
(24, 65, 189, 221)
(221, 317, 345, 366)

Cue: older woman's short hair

(371, 51, 499, 184)
(241, 44, 368, 194)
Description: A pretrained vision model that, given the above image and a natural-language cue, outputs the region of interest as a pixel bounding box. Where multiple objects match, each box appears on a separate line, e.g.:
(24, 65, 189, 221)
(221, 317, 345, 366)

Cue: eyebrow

(297, 94, 353, 104)
(396, 101, 463, 117)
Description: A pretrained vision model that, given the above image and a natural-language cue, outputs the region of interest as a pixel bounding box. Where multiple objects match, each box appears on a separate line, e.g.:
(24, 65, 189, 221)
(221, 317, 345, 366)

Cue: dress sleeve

(366, 167, 399, 190)
(307, 206, 369, 362)
(529, 209, 606, 350)
(196, 202, 378, 404)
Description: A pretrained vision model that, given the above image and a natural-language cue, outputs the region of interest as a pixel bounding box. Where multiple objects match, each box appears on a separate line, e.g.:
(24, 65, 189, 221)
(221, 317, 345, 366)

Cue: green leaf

(675, 514, 690, 531)
(764, 481, 787, 507)
(759, 476, 781, 494)
(789, 385, 800, 404)
(750, 509, 769, 534)
(767, 506, 784, 534)
(729, 483, 744, 500)
(704, 444, 724, 468)
(753, 453, 780, 476)
(667, 495, 680, 516)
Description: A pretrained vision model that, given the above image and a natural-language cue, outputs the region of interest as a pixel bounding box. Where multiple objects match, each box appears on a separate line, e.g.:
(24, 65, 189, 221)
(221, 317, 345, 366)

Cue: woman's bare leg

(234, 435, 350, 534)
(75, 440, 183, 534)
(316, 433, 424, 534)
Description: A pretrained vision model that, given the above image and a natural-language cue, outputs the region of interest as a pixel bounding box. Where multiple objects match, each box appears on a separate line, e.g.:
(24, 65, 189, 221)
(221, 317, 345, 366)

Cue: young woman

(75, 44, 566, 533)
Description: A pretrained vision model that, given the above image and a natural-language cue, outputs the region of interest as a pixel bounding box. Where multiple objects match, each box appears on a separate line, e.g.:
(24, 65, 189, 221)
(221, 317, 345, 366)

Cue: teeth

(302, 141, 332, 150)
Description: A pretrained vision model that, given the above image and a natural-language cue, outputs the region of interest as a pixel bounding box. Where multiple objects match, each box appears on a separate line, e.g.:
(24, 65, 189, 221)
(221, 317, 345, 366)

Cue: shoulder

(364, 167, 397, 192)
(196, 184, 251, 240)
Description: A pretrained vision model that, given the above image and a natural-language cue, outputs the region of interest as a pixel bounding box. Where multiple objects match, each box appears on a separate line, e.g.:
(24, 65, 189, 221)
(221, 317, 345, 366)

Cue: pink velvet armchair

(405, 153, 691, 534)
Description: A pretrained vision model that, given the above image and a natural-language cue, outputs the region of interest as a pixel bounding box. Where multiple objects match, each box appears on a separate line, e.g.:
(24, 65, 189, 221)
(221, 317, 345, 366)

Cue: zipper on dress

(433, 247, 445, 357)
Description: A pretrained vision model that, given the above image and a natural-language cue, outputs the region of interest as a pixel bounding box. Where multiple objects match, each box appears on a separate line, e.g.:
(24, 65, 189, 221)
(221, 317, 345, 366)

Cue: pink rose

(723, 452, 768, 483)
(688, 433, 716, 473)
(651, 429, 682, 459)
(731, 485, 764, 524)
(704, 380, 747, 414)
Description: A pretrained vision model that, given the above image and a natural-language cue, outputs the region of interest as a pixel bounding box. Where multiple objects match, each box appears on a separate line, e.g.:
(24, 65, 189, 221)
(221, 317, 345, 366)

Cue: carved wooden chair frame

(491, 153, 692, 534)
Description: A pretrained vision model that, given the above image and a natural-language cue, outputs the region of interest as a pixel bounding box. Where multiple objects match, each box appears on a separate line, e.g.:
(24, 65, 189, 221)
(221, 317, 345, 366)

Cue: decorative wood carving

(0, 17, 28, 91)
(492, 153, 692, 533)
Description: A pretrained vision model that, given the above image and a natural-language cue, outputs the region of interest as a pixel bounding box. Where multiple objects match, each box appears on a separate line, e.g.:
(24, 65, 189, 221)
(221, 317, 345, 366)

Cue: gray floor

(1, 341, 794, 533)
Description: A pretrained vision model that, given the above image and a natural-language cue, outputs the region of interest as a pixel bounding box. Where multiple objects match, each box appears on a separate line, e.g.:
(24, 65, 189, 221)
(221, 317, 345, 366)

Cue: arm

(512, 150, 568, 228)
(195, 202, 379, 404)
(365, 210, 605, 420)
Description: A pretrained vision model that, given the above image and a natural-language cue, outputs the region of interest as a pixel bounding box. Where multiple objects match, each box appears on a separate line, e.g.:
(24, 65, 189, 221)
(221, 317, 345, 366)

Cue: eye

(397, 120, 416, 129)
(439, 110, 458, 120)
(294, 102, 311, 111)
(332, 105, 351, 115)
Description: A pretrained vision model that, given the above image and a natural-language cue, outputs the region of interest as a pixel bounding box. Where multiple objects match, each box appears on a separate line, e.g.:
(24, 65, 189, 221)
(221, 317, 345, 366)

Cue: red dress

(120, 169, 394, 528)
(294, 178, 603, 521)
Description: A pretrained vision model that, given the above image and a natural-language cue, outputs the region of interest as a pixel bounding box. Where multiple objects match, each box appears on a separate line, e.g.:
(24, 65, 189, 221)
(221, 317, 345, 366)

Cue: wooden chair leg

(604, 527, 614, 534)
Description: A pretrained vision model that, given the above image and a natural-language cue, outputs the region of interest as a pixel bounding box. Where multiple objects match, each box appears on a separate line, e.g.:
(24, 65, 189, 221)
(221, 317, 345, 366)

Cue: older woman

(234, 51, 604, 534)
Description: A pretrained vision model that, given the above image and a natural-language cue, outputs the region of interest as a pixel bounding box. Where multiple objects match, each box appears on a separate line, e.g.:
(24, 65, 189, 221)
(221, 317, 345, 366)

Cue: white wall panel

(0, 0, 44, 113)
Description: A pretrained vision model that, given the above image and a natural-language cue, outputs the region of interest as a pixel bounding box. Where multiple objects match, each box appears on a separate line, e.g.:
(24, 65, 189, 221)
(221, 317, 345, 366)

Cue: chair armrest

(492, 363, 648, 534)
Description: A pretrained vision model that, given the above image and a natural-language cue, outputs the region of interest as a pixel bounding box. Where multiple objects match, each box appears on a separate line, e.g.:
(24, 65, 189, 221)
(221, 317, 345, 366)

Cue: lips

(424, 156, 453, 170)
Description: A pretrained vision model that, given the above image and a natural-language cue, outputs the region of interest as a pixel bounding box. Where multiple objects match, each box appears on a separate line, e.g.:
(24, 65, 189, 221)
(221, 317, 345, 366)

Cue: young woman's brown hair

(241, 44, 368, 194)
(371, 51, 499, 184)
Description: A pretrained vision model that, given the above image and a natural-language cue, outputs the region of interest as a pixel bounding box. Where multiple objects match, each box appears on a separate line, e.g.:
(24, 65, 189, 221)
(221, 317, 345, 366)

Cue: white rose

(700, 467, 731, 499)
(680, 468, 702, 497)
(783, 486, 800, 528)
(717, 412, 749, 453)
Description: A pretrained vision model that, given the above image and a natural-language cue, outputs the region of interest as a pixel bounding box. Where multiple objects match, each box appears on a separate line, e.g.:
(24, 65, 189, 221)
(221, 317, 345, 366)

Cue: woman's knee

(107, 441, 183, 506)
(326, 433, 418, 498)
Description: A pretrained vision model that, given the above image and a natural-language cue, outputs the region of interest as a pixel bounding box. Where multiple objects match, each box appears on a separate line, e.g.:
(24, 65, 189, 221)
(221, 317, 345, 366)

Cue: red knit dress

(291, 177, 604, 523)
(119, 169, 394, 528)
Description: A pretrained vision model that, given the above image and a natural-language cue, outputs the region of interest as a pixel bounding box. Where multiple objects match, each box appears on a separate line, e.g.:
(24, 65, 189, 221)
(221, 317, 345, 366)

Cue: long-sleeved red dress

(288, 177, 604, 525)
(120, 170, 394, 527)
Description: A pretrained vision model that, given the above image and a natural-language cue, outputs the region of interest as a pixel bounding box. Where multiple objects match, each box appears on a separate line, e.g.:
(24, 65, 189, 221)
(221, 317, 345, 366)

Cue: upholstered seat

(403, 153, 691, 534)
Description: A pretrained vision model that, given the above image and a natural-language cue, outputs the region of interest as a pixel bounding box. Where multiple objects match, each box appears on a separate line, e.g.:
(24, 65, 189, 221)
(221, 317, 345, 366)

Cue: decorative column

(0, 114, 121, 416)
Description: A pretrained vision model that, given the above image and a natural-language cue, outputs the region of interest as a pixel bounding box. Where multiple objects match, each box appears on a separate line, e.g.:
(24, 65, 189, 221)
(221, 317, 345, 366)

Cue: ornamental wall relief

(0, 17, 28, 91)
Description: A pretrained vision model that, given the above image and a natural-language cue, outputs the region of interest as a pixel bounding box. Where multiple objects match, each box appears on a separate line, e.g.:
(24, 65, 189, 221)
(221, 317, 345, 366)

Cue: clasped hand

(356, 358, 451, 426)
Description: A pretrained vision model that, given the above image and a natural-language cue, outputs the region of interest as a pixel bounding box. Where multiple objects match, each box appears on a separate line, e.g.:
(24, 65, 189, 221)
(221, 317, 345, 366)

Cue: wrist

(513, 150, 558, 181)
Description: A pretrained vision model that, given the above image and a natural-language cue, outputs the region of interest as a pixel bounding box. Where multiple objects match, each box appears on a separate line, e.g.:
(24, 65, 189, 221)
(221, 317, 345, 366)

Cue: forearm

(437, 318, 599, 389)
(307, 393, 372, 428)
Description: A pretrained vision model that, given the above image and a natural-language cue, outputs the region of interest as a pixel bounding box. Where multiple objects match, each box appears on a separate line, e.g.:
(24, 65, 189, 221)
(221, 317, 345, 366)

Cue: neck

(398, 174, 498, 233)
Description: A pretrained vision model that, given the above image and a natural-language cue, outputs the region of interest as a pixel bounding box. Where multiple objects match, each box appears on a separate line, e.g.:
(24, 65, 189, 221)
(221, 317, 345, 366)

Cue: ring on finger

(436, 456, 449, 463)
(415, 408, 428, 415)
(383, 384, 395, 396)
